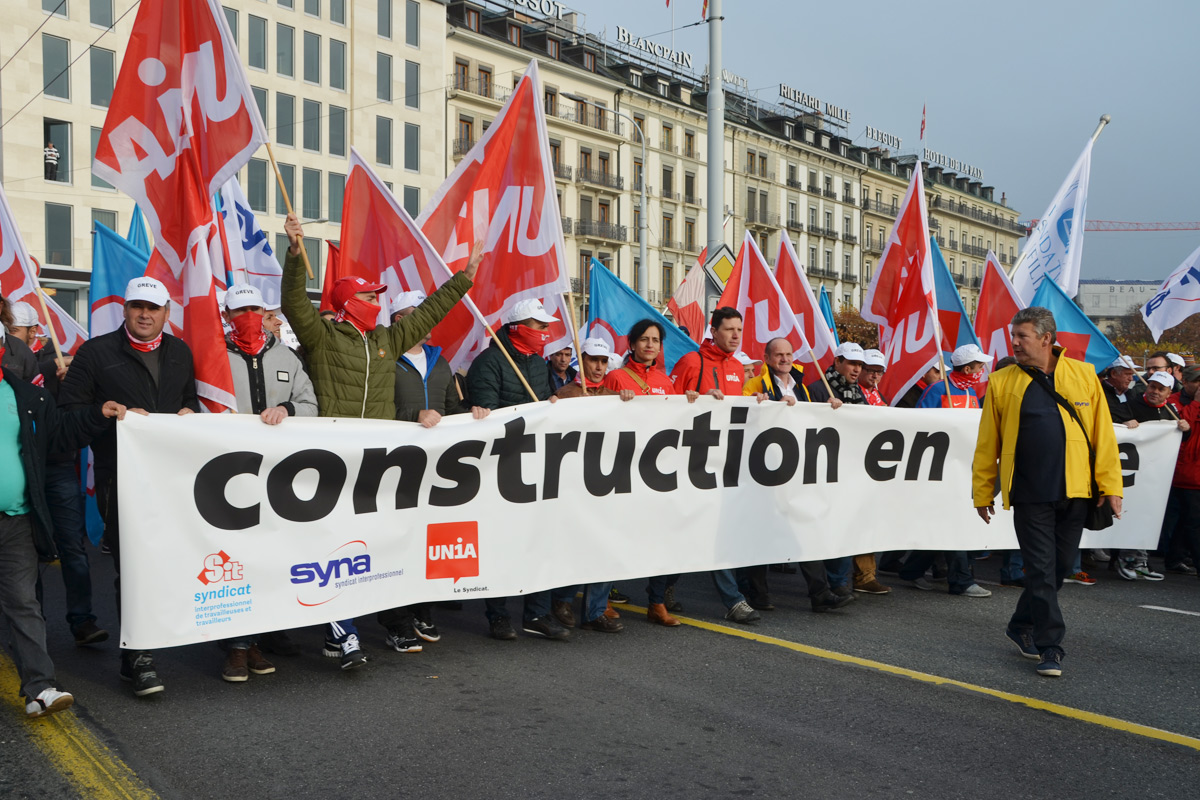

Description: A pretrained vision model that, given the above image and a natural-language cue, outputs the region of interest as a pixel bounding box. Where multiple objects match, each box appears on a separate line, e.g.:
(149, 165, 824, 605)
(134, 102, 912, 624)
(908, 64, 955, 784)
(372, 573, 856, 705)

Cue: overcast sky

(565, 0, 1199, 283)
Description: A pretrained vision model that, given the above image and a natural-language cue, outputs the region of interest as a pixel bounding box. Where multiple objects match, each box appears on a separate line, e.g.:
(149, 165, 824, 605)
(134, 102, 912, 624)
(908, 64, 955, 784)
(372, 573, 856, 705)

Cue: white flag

(219, 177, 283, 306)
(1010, 139, 1092, 304)
(1141, 242, 1200, 342)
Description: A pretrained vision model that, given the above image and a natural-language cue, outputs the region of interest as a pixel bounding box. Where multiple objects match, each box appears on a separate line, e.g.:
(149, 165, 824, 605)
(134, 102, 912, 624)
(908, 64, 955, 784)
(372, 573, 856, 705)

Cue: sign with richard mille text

(779, 84, 851, 124)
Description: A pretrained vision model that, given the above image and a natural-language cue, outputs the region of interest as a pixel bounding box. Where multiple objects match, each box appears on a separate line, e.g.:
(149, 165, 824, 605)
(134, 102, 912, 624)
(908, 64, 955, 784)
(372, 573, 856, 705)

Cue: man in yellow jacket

(973, 307, 1123, 678)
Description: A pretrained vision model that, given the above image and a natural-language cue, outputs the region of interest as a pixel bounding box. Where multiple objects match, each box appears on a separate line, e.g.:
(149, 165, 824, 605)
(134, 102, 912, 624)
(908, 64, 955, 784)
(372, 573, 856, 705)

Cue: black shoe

(877, 559, 904, 575)
(830, 585, 853, 598)
(1036, 651, 1063, 677)
(811, 591, 855, 612)
(523, 615, 570, 640)
(73, 620, 109, 646)
(413, 619, 441, 642)
(1005, 628, 1040, 660)
(608, 588, 631, 604)
(489, 617, 518, 641)
(551, 599, 576, 628)
(120, 653, 164, 697)
(258, 630, 299, 657)
(1000, 576, 1026, 588)
(384, 629, 423, 653)
(663, 585, 684, 613)
(340, 634, 368, 670)
(1166, 561, 1198, 576)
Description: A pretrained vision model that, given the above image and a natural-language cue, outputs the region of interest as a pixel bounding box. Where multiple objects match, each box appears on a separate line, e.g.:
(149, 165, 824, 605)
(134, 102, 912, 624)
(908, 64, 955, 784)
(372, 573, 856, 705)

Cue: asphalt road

(3, 554, 1199, 799)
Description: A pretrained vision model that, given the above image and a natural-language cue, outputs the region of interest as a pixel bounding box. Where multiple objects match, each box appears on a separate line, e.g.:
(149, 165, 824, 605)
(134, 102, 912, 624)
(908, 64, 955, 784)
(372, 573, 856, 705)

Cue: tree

(1107, 302, 1197, 365)
(833, 305, 878, 349)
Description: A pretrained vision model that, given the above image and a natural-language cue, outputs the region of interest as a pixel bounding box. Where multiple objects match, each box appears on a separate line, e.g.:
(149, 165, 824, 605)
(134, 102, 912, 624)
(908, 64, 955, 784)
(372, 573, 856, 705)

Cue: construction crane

(1022, 219, 1200, 235)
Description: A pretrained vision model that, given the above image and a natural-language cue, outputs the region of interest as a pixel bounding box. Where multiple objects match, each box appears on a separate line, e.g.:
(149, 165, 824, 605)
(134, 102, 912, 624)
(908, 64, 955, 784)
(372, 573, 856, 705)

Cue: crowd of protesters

(2, 213, 1198, 718)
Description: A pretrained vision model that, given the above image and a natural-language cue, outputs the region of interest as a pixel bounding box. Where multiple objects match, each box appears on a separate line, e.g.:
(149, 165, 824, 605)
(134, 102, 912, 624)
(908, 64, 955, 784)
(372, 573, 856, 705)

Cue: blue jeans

(551, 585, 578, 605)
(825, 556, 852, 588)
(582, 583, 612, 623)
(645, 574, 680, 605)
(485, 591, 550, 623)
(710, 569, 745, 609)
(1001, 550, 1025, 581)
(40, 461, 95, 633)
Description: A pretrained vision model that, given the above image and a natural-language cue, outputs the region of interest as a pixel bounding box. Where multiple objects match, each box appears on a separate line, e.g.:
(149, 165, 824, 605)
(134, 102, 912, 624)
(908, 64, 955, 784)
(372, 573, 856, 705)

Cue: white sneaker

(1115, 560, 1139, 581)
(1133, 562, 1165, 581)
(959, 584, 992, 598)
(26, 688, 73, 719)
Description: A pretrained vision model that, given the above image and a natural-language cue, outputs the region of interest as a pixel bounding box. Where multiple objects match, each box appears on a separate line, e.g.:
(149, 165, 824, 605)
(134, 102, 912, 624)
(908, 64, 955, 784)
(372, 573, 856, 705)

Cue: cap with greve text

(507, 298, 557, 324)
(225, 284, 265, 311)
(834, 342, 865, 362)
(124, 277, 170, 306)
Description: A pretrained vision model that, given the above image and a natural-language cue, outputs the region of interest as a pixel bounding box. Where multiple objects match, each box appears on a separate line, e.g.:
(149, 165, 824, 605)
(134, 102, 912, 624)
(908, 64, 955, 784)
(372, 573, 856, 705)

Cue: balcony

(661, 189, 680, 202)
(561, 216, 573, 234)
(953, 273, 967, 287)
(576, 168, 623, 191)
(447, 75, 510, 104)
(806, 185, 822, 196)
(843, 195, 855, 206)
(569, 277, 587, 295)
(842, 270, 858, 283)
(962, 244, 989, 258)
(928, 216, 941, 230)
(786, 218, 804, 232)
(786, 178, 804, 190)
(684, 146, 698, 159)
(575, 219, 628, 242)
(865, 240, 884, 254)
(684, 240, 701, 253)
(554, 106, 624, 136)
(660, 240, 680, 251)
(745, 209, 781, 227)
(971, 276, 982, 288)
(553, 162, 573, 181)
(843, 233, 858, 245)
(452, 137, 476, 157)
(945, 240, 959, 251)
(863, 200, 899, 216)
(683, 194, 703, 207)
(744, 166, 775, 181)
(823, 189, 838, 200)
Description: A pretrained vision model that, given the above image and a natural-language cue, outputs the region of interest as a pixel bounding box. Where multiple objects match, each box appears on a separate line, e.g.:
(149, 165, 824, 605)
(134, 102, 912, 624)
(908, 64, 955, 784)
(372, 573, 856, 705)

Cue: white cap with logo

(951, 343, 994, 367)
(862, 348, 886, 368)
(124, 277, 170, 306)
(506, 298, 557, 324)
(1167, 352, 1186, 368)
(391, 290, 427, 313)
(1108, 355, 1136, 371)
(834, 342, 866, 363)
(8, 301, 39, 328)
(580, 337, 611, 358)
(225, 284, 265, 311)
(1148, 371, 1175, 388)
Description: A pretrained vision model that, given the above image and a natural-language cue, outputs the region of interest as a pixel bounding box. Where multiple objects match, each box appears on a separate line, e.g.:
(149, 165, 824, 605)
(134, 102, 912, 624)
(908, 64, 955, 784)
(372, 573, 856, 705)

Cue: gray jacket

(226, 335, 318, 417)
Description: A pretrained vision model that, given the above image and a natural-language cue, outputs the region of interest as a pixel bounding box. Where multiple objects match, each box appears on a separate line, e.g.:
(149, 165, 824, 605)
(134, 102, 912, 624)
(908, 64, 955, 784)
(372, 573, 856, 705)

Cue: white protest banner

(117, 401, 1179, 649)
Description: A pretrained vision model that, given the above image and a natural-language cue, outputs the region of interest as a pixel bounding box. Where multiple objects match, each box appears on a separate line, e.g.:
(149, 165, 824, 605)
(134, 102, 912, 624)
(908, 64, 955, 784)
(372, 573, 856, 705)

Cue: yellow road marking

(620, 603, 1200, 752)
(0, 656, 160, 799)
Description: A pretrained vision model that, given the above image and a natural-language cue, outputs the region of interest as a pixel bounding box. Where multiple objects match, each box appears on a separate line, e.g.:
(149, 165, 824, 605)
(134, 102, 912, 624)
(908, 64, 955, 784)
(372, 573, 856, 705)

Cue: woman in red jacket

(604, 319, 680, 396)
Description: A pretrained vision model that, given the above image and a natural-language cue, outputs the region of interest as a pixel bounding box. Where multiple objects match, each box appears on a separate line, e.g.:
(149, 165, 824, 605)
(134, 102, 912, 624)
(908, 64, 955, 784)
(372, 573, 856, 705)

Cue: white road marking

(1139, 605, 1200, 617)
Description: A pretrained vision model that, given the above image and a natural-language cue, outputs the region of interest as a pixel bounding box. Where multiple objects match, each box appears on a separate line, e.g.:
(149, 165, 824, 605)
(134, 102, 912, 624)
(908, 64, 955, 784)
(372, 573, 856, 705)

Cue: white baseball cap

(735, 351, 756, 366)
(1167, 352, 1185, 368)
(862, 348, 886, 368)
(125, 277, 170, 306)
(1108, 355, 1136, 371)
(951, 343, 994, 367)
(391, 290, 427, 312)
(225, 284, 265, 311)
(8, 300, 39, 328)
(834, 342, 865, 363)
(1148, 372, 1175, 388)
(506, 298, 557, 324)
(580, 337, 611, 358)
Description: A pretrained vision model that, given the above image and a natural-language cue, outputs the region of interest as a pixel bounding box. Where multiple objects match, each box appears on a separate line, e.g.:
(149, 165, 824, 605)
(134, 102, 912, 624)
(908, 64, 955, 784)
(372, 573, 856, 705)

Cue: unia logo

(426, 522, 479, 583)
(290, 540, 372, 607)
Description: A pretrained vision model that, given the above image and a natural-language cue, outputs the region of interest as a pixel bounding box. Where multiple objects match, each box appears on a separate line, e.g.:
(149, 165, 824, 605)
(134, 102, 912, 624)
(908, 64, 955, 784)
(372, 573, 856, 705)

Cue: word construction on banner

(117, 402, 1179, 649)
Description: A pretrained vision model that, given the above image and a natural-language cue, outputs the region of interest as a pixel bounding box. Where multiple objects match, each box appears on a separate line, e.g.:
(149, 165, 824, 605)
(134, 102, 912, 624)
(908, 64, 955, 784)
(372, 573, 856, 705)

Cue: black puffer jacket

(465, 327, 554, 409)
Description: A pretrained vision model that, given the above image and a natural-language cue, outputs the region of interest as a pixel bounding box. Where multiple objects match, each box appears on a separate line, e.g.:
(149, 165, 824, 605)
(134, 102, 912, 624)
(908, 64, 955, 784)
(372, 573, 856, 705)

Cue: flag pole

(1132, 370, 1180, 420)
(33, 288, 66, 371)
(265, 142, 315, 280)
(562, 290, 588, 393)
(808, 343, 835, 399)
(461, 294, 541, 403)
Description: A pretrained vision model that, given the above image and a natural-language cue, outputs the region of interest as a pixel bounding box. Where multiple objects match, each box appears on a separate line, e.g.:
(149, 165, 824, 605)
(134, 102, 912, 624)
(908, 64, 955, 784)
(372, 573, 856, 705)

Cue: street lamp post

(562, 93, 648, 300)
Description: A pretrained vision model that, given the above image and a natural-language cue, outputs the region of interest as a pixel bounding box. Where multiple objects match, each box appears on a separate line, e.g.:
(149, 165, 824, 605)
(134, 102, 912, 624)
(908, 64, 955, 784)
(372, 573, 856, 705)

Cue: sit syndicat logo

(197, 551, 243, 585)
(426, 522, 479, 583)
(290, 540, 373, 607)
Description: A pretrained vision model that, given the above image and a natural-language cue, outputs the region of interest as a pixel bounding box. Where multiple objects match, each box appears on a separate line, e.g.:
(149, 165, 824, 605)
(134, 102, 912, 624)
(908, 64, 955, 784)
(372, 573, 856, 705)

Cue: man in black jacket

(59, 277, 199, 697)
(1, 341, 126, 717)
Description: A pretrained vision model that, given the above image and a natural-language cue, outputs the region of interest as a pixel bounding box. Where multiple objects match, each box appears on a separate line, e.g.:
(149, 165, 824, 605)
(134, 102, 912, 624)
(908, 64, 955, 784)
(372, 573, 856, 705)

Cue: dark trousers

(485, 592, 550, 624)
(1167, 487, 1200, 570)
(736, 565, 770, 604)
(378, 604, 431, 631)
(34, 461, 95, 634)
(645, 574, 680, 605)
(1009, 499, 1087, 656)
(94, 470, 141, 660)
(899, 551, 974, 592)
(0, 514, 58, 699)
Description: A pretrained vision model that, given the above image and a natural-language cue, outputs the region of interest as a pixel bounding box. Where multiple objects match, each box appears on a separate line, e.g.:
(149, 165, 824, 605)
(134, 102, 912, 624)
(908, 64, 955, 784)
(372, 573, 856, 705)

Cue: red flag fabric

(321, 241, 340, 313)
(877, 259, 940, 405)
(667, 247, 706, 343)
(93, 0, 267, 411)
(417, 60, 569, 371)
(861, 165, 933, 353)
(974, 250, 1022, 364)
(715, 232, 811, 362)
(775, 235, 836, 372)
(0, 184, 88, 354)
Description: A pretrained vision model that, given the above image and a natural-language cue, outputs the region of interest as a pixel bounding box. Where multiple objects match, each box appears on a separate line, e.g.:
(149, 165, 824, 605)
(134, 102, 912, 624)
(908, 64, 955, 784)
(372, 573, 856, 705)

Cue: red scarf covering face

(230, 311, 268, 355)
(30, 338, 44, 354)
(335, 297, 380, 333)
(861, 385, 886, 406)
(949, 370, 983, 392)
(125, 325, 162, 352)
(507, 324, 549, 356)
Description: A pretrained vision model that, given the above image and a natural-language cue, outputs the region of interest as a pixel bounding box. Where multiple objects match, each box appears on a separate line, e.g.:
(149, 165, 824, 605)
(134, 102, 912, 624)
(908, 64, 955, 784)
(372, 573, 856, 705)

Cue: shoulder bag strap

(1021, 365, 1099, 493)
(620, 366, 652, 395)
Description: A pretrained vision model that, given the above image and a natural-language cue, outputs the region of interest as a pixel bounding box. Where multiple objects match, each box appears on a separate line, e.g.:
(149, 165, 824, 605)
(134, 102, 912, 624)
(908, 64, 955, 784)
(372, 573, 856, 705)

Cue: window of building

(662, 124, 674, 151)
(598, 200, 610, 224)
(478, 67, 492, 99)
(377, 53, 392, 101)
(633, 159, 643, 191)
(328, 172, 345, 222)
(824, 210, 832, 230)
(662, 264, 674, 295)
(328, 39, 345, 89)
(329, 105, 346, 157)
(843, 215, 852, 235)
(547, 39, 560, 59)
(378, 0, 392, 38)
(745, 149, 754, 173)
(376, 116, 392, 165)
(278, 0, 294, 8)
(303, 31, 320, 83)
(247, 159, 268, 212)
(398, 186, 418, 218)
(222, 6, 237, 43)
(43, 118, 70, 184)
(274, 162, 294, 217)
(457, 116, 473, 147)
(825, 250, 833, 270)
(662, 214, 674, 244)
(302, 168, 321, 219)
(843, 181, 852, 201)
(758, 154, 767, 177)
(404, 123, 419, 172)
(89, 47, 114, 107)
(465, 8, 480, 32)
(809, 247, 817, 267)
(584, 51, 595, 71)
(507, 25, 521, 47)
(248, 16, 267, 69)
(685, 219, 695, 249)
(544, 87, 558, 116)
(685, 131, 695, 158)
(403, 0, 419, 46)
(808, 170, 817, 190)
(274, 234, 289, 268)
(331, 0, 345, 24)
(277, 24, 294, 77)
(43, 0, 66, 17)
(92, 0, 115, 26)
(44, 203, 72, 266)
(91, 208, 117, 235)
(404, 60, 419, 108)
(597, 153, 610, 178)
(251, 86, 267, 126)
(90, 126, 112, 189)
(276, 93, 295, 146)
(579, 149, 592, 172)
(302, 99, 320, 152)
(808, 207, 817, 228)
(759, 192, 767, 219)
(42, 35, 70, 99)
(305, 0, 320, 16)
(844, 253, 851, 271)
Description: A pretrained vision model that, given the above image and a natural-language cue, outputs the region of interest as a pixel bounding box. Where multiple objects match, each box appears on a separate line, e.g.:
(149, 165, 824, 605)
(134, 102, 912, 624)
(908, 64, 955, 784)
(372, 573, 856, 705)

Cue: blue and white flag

(1010, 139, 1093, 304)
(818, 285, 839, 346)
(218, 176, 282, 305)
(90, 222, 150, 337)
(1141, 243, 1200, 342)
(126, 204, 152, 256)
(931, 236, 981, 360)
(1030, 275, 1119, 373)
(586, 259, 697, 372)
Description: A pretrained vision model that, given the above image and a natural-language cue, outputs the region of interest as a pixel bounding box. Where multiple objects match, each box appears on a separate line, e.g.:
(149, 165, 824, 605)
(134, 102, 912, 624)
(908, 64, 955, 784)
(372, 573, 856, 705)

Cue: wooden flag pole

(1133, 369, 1180, 420)
(265, 142, 315, 280)
(562, 290, 587, 393)
(33, 288, 66, 371)
(461, 295, 540, 404)
(809, 344, 835, 399)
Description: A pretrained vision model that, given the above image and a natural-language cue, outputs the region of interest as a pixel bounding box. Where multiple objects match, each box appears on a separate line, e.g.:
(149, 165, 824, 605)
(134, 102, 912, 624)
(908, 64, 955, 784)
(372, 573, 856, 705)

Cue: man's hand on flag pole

(285, 213, 304, 255)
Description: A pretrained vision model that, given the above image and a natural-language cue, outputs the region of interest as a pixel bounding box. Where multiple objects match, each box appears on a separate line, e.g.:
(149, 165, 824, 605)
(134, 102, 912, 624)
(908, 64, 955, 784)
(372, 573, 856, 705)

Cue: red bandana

(507, 324, 550, 356)
(949, 370, 983, 391)
(335, 297, 381, 333)
(125, 325, 162, 352)
(230, 311, 268, 355)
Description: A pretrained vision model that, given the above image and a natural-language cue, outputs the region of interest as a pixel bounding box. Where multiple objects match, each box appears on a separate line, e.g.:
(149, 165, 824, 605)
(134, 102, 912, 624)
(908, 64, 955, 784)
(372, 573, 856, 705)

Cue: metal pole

(705, 0, 724, 293)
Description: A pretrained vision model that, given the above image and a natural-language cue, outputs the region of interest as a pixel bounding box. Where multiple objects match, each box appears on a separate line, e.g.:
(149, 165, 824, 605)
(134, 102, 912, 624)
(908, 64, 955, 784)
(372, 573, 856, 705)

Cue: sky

(561, 0, 1200, 283)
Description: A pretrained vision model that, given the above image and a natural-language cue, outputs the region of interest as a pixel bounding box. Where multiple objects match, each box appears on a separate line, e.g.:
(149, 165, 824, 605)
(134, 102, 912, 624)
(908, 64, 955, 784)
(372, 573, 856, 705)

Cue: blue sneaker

(1036, 651, 1063, 677)
(1005, 628, 1039, 660)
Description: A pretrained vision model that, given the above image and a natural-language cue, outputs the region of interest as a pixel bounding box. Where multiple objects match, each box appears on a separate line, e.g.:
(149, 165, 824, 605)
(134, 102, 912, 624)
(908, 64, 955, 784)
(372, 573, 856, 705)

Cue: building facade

(1078, 278, 1159, 335)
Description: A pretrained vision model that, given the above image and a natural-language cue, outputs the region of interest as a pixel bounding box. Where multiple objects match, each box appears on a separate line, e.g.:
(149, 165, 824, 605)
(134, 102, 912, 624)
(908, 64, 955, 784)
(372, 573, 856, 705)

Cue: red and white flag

(93, 0, 267, 411)
(667, 248, 707, 343)
(320, 240, 341, 313)
(877, 257, 940, 405)
(418, 60, 569, 371)
(775, 235, 836, 372)
(0, 183, 88, 355)
(715, 232, 811, 362)
(974, 250, 1022, 364)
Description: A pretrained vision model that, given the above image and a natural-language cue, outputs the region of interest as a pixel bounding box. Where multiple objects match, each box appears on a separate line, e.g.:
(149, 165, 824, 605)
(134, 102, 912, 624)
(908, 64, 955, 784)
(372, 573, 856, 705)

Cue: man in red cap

(280, 214, 482, 669)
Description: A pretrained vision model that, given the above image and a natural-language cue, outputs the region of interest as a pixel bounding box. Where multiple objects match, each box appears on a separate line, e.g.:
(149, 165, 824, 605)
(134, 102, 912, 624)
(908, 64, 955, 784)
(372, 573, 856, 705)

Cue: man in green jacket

(281, 213, 482, 669)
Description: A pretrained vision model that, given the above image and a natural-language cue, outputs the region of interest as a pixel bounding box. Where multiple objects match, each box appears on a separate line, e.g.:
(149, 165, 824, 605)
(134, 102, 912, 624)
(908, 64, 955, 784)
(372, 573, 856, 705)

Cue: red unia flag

(0, 183, 88, 355)
(715, 232, 810, 362)
(775, 235, 836, 372)
(320, 241, 341, 312)
(418, 60, 569, 371)
(877, 259, 940, 405)
(667, 248, 707, 343)
(93, 0, 267, 411)
(974, 250, 1022, 363)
